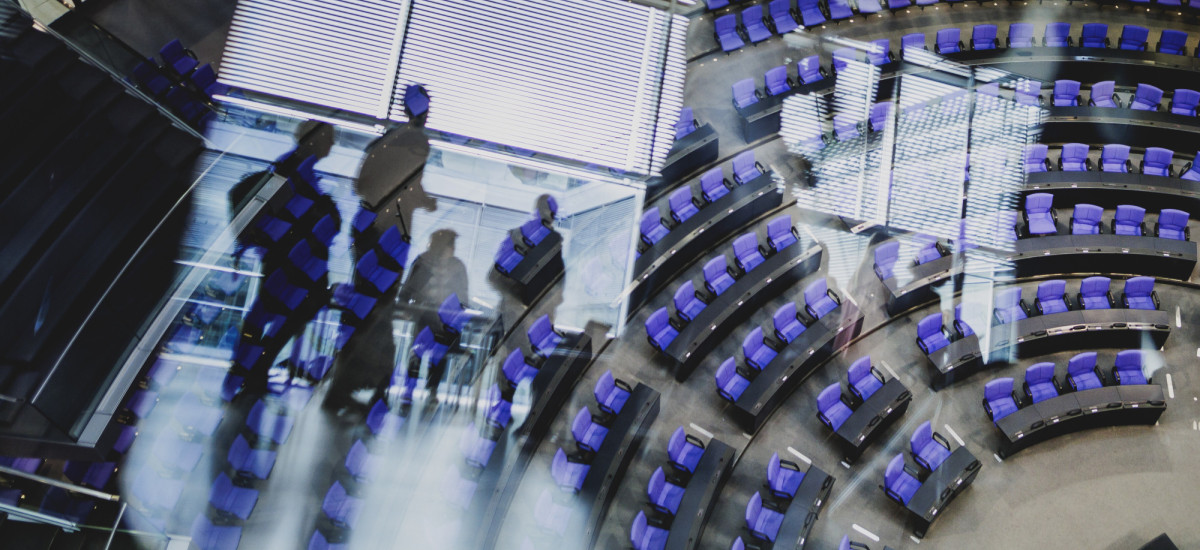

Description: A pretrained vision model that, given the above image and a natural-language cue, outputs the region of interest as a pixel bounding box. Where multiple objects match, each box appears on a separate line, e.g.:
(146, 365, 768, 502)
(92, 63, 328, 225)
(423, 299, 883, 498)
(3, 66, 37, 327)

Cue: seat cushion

(1028, 382, 1058, 403)
(853, 376, 884, 401)
(1072, 373, 1104, 391)
(918, 443, 951, 470)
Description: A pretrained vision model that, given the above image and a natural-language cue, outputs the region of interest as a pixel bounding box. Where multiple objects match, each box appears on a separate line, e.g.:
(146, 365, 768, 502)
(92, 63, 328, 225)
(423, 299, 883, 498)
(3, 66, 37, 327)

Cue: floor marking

(943, 424, 965, 447)
(993, 453, 1003, 463)
(1166, 374, 1175, 399)
(1193, 421, 1197, 430)
(880, 360, 900, 381)
(1195, 348, 1199, 358)
(911, 535, 923, 544)
(841, 461, 852, 469)
(689, 423, 713, 439)
(852, 524, 880, 542)
(743, 433, 753, 440)
(787, 447, 812, 464)
(1176, 306, 1181, 327)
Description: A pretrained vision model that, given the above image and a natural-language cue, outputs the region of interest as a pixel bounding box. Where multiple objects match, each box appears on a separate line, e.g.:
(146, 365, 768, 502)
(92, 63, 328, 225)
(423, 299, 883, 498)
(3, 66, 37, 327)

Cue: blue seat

(1100, 144, 1131, 173)
(883, 454, 922, 505)
(412, 326, 449, 367)
(773, 302, 806, 343)
(858, 0, 883, 13)
(403, 84, 429, 117)
(704, 257, 737, 296)
(1131, 84, 1163, 111)
(673, 280, 707, 323)
(797, 55, 826, 85)
(356, 250, 399, 294)
(190, 63, 231, 97)
(322, 481, 362, 527)
(983, 378, 1019, 421)
(502, 349, 538, 389)
(866, 39, 892, 66)
(1044, 22, 1072, 47)
(1184, 152, 1200, 181)
(1090, 81, 1120, 108)
(868, 101, 893, 132)
(766, 215, 798, 252)
(344, 440, 379, 482)
(900, 33, 926, 58)
(827, 0, 854, 20)
(733, 233, 766, 273)
(1035, 279, 1070, 314)
(247, 399, 294, 445)
(715, 357, 752, 402)
(1024, 144, 1050, 173)
(528, 315, 564, 355)
(743, 327, 778, 370)
(485, 384, 513, 429)
(646, 307, 679, 352)
(63, 461, 116, 490)
(1023, 362, 1060, 403)
(377, 225, 410, 268)
(311, 214, 338, 247)
(190, 515, 242, 550)
(733, 78, 761, 109)
(1080, 23, 1109, 48)
(804, 278, 839, 320)
(595, 370, 633, 415)
(209, 473, 258, 520)
(160, 39, 198, 76)
(833, 114, 860, 141)
(572, 407, 608, 453)
(816, 383, 853, 431)
(767, 452, 806, 499)
(647, 467, 685, 515)
(1118, 25, 1149, 51)
(847, 355, 884, 401)
(1052, 80, 1080, 107)
(552, 448, 589, 492)
(797, 0, 826, 26)
(1067, 352, 1104, 391)
(675, 107, 697, 140)
(914, 235, 943, 265)
(132, 58, 171, 95)
(1170, 89, 1199, 116)
(994, 287, 1028, 324)
(1156, 209, 1190, 240)
(1122, 276, 1158, 310)
(954, 304, 975, 338)
(632, 510, 669, 550)
(707, 0, 729, 8)
(227, 434, 276, 479)
(461, 424, 497, 468)
(767, 0, 800, 35)
(1059, 143, 1090, 172)
(874, 241, 900, 280)
(764, 65, 793, 96)
(287, 240, 327, 283)
(935, 28, 963, 54)
(1008, 23, 1034, 48)
(715, 14, 746, 52)
(641, 208, 670, 246)
(831, 48, 857, 74)
(909, 421, 951, 471)
(520, 217, 551, 248)
(699, 167, 731, 203)
(743, 5, 773, 43)
(1014, 80, 1042, 106)
(668, 426, 706, 473)
(916, 313, 950, 354)
(1078, 276, 1113, 310)
(1157, 29, 1188, 55)
(745, 492, 785, 542)
(1113, 350, 1149, 385)
(438, 293, 470, 335)
(1025, 192, 1057, 235)
(1112, 205, 1145, 236)
(733, 150, 764, 184)
(494, 235, 525, 274)
(1071, 204, 1103, 235)
(971, 24, 998, 50)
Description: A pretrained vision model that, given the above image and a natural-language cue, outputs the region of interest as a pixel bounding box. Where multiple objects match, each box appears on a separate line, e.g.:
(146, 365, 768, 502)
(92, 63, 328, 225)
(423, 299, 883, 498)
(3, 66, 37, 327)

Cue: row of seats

(129, 39, 222, 124)
(715, 278, 841, 401)
(872, 236, 947, 281)
(901, 23, 1195, 55)
(733, 451, 815, 545)
(495, 197, 559, 275)
(1022, 193, 1191, 240)
(640, 152, 768, 250)
(1025, 144, 1200, 181)
(883, 420, 962, 506)
(983, 350, 1154, 421)
(551, 371, 634, 493)
(816, 355, 890, 431)
(713, 0, 810, 53)
(993, 277, 1161, 328)
(645, 215, 801, 351)
(629, 426, 709, 549)
(1044, 79, 1197, 114)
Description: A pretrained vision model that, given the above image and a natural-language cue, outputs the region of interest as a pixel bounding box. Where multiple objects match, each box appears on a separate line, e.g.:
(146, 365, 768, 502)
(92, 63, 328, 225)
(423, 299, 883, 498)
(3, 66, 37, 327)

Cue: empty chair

(1089, 81, 1120, 108)
(971, 24, 998, 50)
(1035, 280, 1070, 314)
(494, 235, 525, 273)
(1025, 193, 1057, 235)
(745, 492, 785, 542)
(322, 481, 362, 527)
(1080, 23, 1109, 48)
(874, 241, 900, 280)
(1122, 277, 1159, 310)
(868, 101, 893, 132)
(766, 215, 798, 252)
(674, 107, 697, 140)
(1112, 205, 1146, 236)
(715, 357, 752, 402)
(674, 280, 706, 323)
(797, 55, 826, 85)
(1101, 144, 1132, 172)
(552, 448, 589, 492)
(816, 383, 853, 431)
(438, 293, 471, 336)
(827, 0, 853, 20)
(647, 467, 685, 515)
(1014, 80, 1042, 106)
(700, 167, 732, 203)
(909, 421, 951, 471)
(160, 39, 198, 76)
(1067, 352, 1104, 391)
(767, 452, 806, 498)
(1024, 144, 1050, 173)
(1078, 276, 1114, 309)
(640, 208, 669, 247)
(743, 5, 773, 43)
(631, 510, 669, 550)
(743, 327, 778, 370)
(773, 302, 807, 343)
(764, 66, 793, 96)
(1118, 25, 1149, 51)
(1023, 362, 1061, 403)
(847, 356, 884, 401)
(1112, 350, 1149, 385)
(994, 287, 1028, 324)
(1184, 152, 1200, 181)
(1170, 89, 1199, 116)
(866, 39, 892, 66)
(646, 307, 679, 351)
(954, 304, 975, 338)
(308, 531, 345, 550)
(247, 400, 294, 445)
(485, 384, 512, 429)
(982, 378, 1019, 422)
(411, 326, 449, 367)
(1008, 23, 1034, 48)
(1060, 143, 1090, 171)
(528, 315, 564, 355)
(1156, 209, 1190, 240)
(996, 210, 1021, 242)
(356, 251, 399, 294)
(882, 454, 922, 505)
(190, 515, 242, 550)
(733, 150, 765, 183)
(572, 407, 608, 453)
(132, 59, 171, 95)
(704, 257, 737, 296)
(1052, 80, 1081, 107)
(668, 426, 706, 473)
(832, 114, 860, 141)
(1142, 148, 1174, 176)
(732, 233, 766, 273)
(900, 33, 926, 58)
(668, 187, 700, 224)
(715, 14, 746, 52)
(63, 462, 116, 490)
(797, 0, 826, 28)
(1130, 84, 1163, 111)
(1071, 204, 1103, 235)
(935, 28, 963, 54)
(857, 0, 883, 13)
(767, 0, 800, 35)
(1044, 22, 1072, 47)
(707, 0, 729, 8)
(914, 235, 943, 265)
(1157, 29, 1188, 56)
(916, 313, 950, 354)
(595, 370, 632, 415)
(209, 473, 258, 520)
(804, 278, 840, 320)
(227, 434, 277, 479)
(462, 426, 497, 468)
(733, 78, 760, 109)
(344, 440, 379, 482)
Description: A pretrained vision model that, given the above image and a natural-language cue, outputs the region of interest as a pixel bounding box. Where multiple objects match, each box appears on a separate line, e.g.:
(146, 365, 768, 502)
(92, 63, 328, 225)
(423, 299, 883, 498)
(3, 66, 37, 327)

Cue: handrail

(0, 465, 119, 502)
(0, 501, 81, 532)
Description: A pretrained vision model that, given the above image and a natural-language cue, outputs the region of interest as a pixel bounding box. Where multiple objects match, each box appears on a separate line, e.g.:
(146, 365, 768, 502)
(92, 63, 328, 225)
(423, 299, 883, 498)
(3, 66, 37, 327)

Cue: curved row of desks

(1024, 172, 1200, 219)
(924, 308, 1171, 389)
(902, 447, 981, 539)
(630, 173, 783, 316)
(666, 245, 824, 382)
(665, 439, 736, 550)
(994, 384, 1166, 458)
(777, 465, 835, 549)
(469, 333, 593, 549)
(834, 378, 911, 463)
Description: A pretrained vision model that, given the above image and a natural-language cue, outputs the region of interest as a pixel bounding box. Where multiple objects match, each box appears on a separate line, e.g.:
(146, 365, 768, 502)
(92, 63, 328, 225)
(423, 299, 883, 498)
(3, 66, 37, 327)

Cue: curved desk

(994, 384, 1166, 458)
(1042, 107, 1200, 150)
(503, 230, 564, 305)
(664, 439, 736, 550)
(774, 464, 835, 550)
(903, 447, 981, 539)
(883, 254, 960, 316)
(656, 123, 720, 186)
(834, 378, 911, 463)
(666, 245, 824, 382)
(729, 301, 865, 433)
(1008, 234, 1195, 280)
(1024, 172, 1200, 220)
(630, 173, 783, 316)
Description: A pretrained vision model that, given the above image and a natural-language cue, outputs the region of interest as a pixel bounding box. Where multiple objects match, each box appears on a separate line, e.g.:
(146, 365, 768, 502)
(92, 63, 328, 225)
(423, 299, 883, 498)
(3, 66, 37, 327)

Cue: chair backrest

(715, 14, 737, 34)
(668, 426, 701, 464)
(700, 167, 725, 195)
(1159, 208, 1190, 231)
(1091, 81, 1115, 106)
(1009, 23, 1034, 46)
(1132, 84, 1164, 109)
(1068, 351, 1097, 376)
(972, 24, 998, 48)
(884, 453, 908, 488)
(847, 356, 872, 386)
(798, 55, 823, 83)
(767, 215, 794, 247)
(774, 301, 798, 329)
(917, 312, 943, 340)
(669, 187, 694, 218)
(901, 32, 925, 51)
(769, 0, 791, 19)
(1015, 80, 1042, 106)
(1159, 29, 1188, 54)
(641, 209, 665, 237)
(1072, 204, 1103, 233)
(910, 420, 933, 453)
(935, 28, 960, 50)
(1045, 22, 1071, 46)
(804, 279, 829, 306)
(1119, 24, 1149, 50)
(832, 48, 856, 71)
(1025, 362, 1056, 385)
(1101, 144, 1130, 172)
(715, 356, 740, 390)
(503, 349, 531, 383)
(646, 307, 671, 335)
(1144, 147, 1174, 174)
(733, 233, 760, 263)
(1080, 276, 1111, 298)
(1024, 144, 1048, 171)
(869, 101, 893, 131)
(765, 66, 789, 93)
(1081, 23, 1108, 47)
(1037, 279, 1066, 303)
(529, 315, 553, 344)
(742, 326, 766, 356)
(1114, 350, 1143, 371)
(817, 382, 843, 413)
(997, 287, 1022, 309)
(743, 4, 764, 24)
(703, 257, 727, 283)
(1172, 89, 1200, 114)
(674, 279, 697, 308)
(983, 377, 1014, 402)
(866, 39, 890, 65)
(875, 241, 900, 272)
(733, 150, 758, 179)
(1052, 80, 1080, 105)
(1124, 276, 1155, 297)
(1025, 192, 1053, 214)
(1114, 204, 1145, 229)
(733, 78, 758, 107)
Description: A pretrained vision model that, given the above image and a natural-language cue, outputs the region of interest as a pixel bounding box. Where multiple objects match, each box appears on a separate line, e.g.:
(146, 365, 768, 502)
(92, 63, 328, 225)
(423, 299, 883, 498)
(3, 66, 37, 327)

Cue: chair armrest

(756, 161, 766, 174)
(913, 453, 932, 471)
(870, 366, 885, 383)
(884, 486, 906, 505)
(614, 378, 633, 393)
(1085, 158, 1094, 171)
(932, 431, 951, 449)
(1152, 291, 1161, 309)
(828, 289, 841, 305)
(1094, 366, 1107, 386)
(759, 244, 772, 258)
(916, 337, 929, 354)
(685, 434, 706, 449)
(754, 89, 765, 99)
(787, 76, 796, 89)
(1019, 300, 1032, 317)
(958, 40, 966, 51)
(780, 458, 802, 470)
(819, 66, 829, 78)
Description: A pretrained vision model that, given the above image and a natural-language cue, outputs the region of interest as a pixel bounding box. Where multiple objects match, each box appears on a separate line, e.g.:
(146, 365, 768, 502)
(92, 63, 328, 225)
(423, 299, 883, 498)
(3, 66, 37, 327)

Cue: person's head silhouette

(294, 120, 337, 160)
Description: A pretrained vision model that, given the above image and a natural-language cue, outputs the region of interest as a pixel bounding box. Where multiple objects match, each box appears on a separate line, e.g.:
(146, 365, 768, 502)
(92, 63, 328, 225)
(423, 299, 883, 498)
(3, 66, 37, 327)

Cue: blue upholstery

(910, 421, 951, 471)
(1068, 352, 1104, 391)
(935, 28, 962, 54)
(954, 304, 975, 338)
(1113, 350, 1148, 385)
(1025, 192, 1057, 235)
(494, 235, 525, 273)
(1131, 84, 1163, 111)
(733, 78, 760, 109)
(322, 481, 362, 527)
(833, 114, 860, 141)
(412, 326, 449, 367)
(773, 302, 807, 343)
(866, 39, 891, 66)
(869, 101, 893, 132)
(827, 0, 853, 20)
(1024, 144, 1049, 173)
(227, 434, 276, 479)
(1158, 29, 1188, 55)
(438, 293, 470, 335)
(1024, 362, 1060, 403)
(641, 209, 670, 246)
(733, 150, 764, 183)
(983, 377, 1019, 421)
(1035, 280, 1069, 314)
(1071, 204, 1103, 235)
(1144, 145, 1174, 177)
(1044, 22, 1071, 47)
(874, 241, 900, 280)
(520, 217, 551, 247)
(804, 278, 839, 320)
(1008, 23, 1034, 47)
(764, 66, 792, 97)
(1060, 143, 1089, 171)
(160, 39, 198, 76)
(1170, 89, 1199, 116)
(631, 510, 669, 550)
(1015, 80, 1042, 106)
(848, 355, 884, 401)
(715, 15, 746, 52)
(572, 407, 608, 453)
(797, 55, 825, 85)
(971, 24, 998, 50)
(1122, 276, 1157, 310)
(916, 313, 950, 354)
(817, 383, 853, 431)
(190, 515, 242, 550)
(675, 106, 696, 140)
(647, 467, 685, 515)
(1113, 205, 1145, 236)
(1079, 276, 1113, 309)
(646, 308, 678, 351)
(704, 257, 736, 296)
(668, 426, 706, 473)
(700, 167, 731, 203)
(63, 461, 116, 490)
(743, 327, 778, 370)
(901, 33, 926, 57)
(528, 314, 564, 355)
(914, 235, 942, 265)
(1090, 81, 1119, 107)
(767, 452, 806, 498)
(344, 440, 379, 482)
(994, 287, 1027, 324)
(743, 5, 772, 43)
(133, 59, 171, 95)
(767, 215, 798, 252)
(190, 64, 230, 97)
(595, 370, 632, 415)
(552, 448, 589, 492)
(209, 473, 258, 520)
(674, 280, 707, 323)
(247, 399, 294, 445)
(1101, 144, 1131, 173)
(798, 0, 826, 26)
(1118, 25, 1149, 51)
(1052, 80, 1080, 106)
(745, 492, 785, 542)
(733, 232, 766, 272)
(668, 187, 700, 225)
(768, 0, 800, 35)
(1184, 152, 1200, 181)
(356, 250, 399, 293)
(502, 349, 537, 388)
(883, 454, 921, 505)
(485, 384, 512, 429)
(715, 357, 751, 401)
(1080, 23, 1109, 48)
(378, 225, 410, 267)
(1156, 209, 1190, 240)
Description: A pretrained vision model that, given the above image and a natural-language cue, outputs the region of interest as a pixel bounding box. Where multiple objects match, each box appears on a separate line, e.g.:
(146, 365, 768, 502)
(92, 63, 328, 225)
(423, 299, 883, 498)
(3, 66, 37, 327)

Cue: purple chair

(641, 208, 670, 246)
(645, 307, 678, 352)
(247, 400, 294, 445)
(982, 378, 1019, 421)
(1122, 277, 1159, 310)
(322, 481, 362, 527)
(715, 356, 752, 402)
(667, 187, 699, 225)
(1156, 209, 1190, 240)
(668, 426, 706, 473)
(767, 452, 806, 498)
(1008, 23, 1034, 48)
(866, 39, 893, 66)
(495, 235, 525, 273)
(1078, 276, 1114, 310)
(994, 287, 1028, 324)
(883, 454, 921, 505)
(631, 510, 669, 550)
(1014, 80, 1042, 106)
(971, 24, 998, 50)
(1067, 352, 1104, 390)
(309, 531, 347, 550)
(745, 492, 785, 542)
(500, 349, 537, 390)
(190, 515, 242, 550)
(1170, 89, 1199, 116)
(1130, 84, 1163, 111)
(869, 101, 893, 132)
(1183, 152, 1200, 181)
(1035, 279, 1070, 315)
(1071, 204, 1103, 235)
(773, 302, 807, 343)
(1157, 29, 1188, 55)
(1089, 81, 1120, 108)
(733, 78, 761, 109)
(743, 5, 773, 43)
(227, 434, 276, 479)
(1100, 144, 1132, 173)
(1080, 23, 1109, 48)
(1113, 350, 1149, 385)
(743, 327, 778, 370)
(733, 150, 765, 184)
(804, 278, 840, 320)
(847, 355, 884, 401)
(674, 280, 706, 323)
(909, 421, 951, 471)
(954, 304, 975, 337)
(1118, 25, 1149, 51)
(485, 384, 512, 429)
(1024, 193, 1057, 235)
(1060, 144, 1091, 172)
(833, 114, 860, 141)
(874, 241, 900, 280)
(63, 461, 116, 490)
(798, 0, 826, 26)
(916, 313, 950, 354)
(827, 0, 853, 20)
(573, 407, 609, 453)
(764, 65, 793, 97)
(700, 167, 732, 203)
(715, 14, 746, 52)
(767, 0, 800, 35)
(674, 107, 697, 140)
(160, 39, 198, 76)
(816, 383, 853, 431)
(595, 370, 633, 415)
(209, 473, 259, 520)
(797, 55, 826, 85)
(344, 440, 380, 482)
(1142, 147, 1174, 176)
(1023, 362, 1061, 403)
(647, 467, 685, 515)
(438, 293, 471, 335)
(914, 235, 943, 265)
(528, 315, 564, 356)
(831, 48, 857, 74)
(1052, 80, 1080, 106)
(767, 215, 798, 252)
(900, 33, 926, 59)
(704, 256, 737, 296)
(934, 28, 963, 54)
(732, 233, 766, 273)
(1044, 22, 1072, 47)
(1024, 144, 1050, 173)
(1112, 205, 1146, 236)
